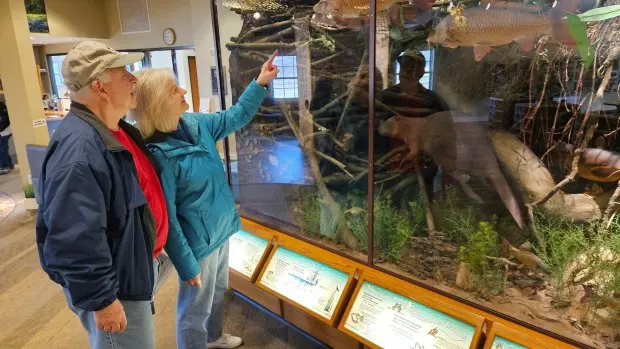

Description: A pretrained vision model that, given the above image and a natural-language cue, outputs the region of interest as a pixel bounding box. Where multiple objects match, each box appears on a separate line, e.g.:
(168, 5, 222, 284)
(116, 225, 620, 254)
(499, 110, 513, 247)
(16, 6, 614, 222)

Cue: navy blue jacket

(36, 103, 157, 311)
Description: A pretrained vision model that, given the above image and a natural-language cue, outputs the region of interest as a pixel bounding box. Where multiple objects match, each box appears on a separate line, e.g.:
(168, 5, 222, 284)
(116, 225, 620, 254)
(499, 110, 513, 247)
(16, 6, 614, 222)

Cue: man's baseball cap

(62, 41, 144, 92)
(397, 50, 425, 64)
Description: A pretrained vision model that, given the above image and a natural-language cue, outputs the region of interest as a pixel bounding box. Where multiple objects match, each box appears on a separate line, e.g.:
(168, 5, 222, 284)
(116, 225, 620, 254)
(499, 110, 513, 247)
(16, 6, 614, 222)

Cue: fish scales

(438, 8, 550, 47)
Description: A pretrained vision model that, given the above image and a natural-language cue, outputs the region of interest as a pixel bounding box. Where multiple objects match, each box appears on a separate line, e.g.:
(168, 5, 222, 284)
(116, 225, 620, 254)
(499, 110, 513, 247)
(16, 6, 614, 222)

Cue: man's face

(101, 67, 138, 113)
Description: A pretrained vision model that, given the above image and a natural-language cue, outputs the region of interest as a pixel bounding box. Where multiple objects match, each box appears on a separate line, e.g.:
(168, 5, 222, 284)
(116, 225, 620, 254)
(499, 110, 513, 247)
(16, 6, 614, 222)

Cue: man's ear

(91, 80, 109, 101)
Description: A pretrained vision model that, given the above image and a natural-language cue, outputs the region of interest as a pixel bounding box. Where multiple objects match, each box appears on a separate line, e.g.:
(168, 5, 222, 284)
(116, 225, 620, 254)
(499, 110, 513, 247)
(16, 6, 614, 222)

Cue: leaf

(577, 4, 620, 22)
(566, 13, 594, 69)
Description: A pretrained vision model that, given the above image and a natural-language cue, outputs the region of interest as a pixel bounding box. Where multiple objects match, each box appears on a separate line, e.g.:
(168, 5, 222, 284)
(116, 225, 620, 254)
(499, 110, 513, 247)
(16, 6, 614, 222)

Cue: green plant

(292, 191, 322, 238)
(373, 192, 422, 262)
(532, 208, 589, 296)
(23, 184, 35, 199)
(459, 221, 505, 296)
(433, 188, 479, 244)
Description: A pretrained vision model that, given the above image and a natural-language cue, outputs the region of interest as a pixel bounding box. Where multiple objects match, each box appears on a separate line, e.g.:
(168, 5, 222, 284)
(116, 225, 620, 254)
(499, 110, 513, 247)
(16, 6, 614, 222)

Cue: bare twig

(486, 256, 518, 268)
(237, 19, 294, 42)
(256, 27, 295, 43)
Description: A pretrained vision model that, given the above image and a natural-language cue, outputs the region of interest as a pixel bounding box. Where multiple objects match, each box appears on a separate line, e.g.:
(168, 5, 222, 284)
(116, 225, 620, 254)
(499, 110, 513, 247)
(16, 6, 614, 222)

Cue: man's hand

(186, 273, 202, 288)
(94, 299, 127, 333)
(256, 50, 280, 87)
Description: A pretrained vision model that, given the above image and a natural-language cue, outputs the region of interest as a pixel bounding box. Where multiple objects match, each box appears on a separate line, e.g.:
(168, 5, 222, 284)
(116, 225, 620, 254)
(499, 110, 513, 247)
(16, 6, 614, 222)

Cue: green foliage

(459, 221, 505, 296)
(532, 208, 589, 294)
(25, 0, 47, 14)
(344, 191, 423, 261)
(433, 188, 478, 244)
(374, 193, 422, 261)
(577, 4, 620, 22)
(292, 191, 322, 238)
(23, 184, 35, 199)
(566, 14, 593, 69)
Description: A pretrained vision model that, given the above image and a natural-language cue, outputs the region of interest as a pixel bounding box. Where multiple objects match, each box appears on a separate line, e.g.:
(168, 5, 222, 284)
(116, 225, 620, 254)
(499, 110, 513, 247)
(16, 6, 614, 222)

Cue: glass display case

(210, 0, 620, 347)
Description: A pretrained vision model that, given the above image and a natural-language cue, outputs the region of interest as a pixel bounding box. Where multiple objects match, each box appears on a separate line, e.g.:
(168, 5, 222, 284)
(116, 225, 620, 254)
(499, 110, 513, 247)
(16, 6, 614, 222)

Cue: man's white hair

(68, 70, 113, 102)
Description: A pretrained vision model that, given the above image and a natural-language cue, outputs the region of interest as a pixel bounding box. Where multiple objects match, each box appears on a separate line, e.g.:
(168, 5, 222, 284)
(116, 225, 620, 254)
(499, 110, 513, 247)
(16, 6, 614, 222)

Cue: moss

(292, 191, 322, 239)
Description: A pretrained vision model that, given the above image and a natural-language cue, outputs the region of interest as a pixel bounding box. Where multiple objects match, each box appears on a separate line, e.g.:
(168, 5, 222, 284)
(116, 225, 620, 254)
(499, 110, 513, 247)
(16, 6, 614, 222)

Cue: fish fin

(515, 37, 536, 52)
(590, 166, 620, 178)
(473, 45, 491, 61)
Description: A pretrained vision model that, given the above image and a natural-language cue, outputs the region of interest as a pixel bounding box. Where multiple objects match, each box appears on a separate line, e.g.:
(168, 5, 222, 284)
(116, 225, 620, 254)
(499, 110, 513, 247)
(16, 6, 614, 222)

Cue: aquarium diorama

(213, 0, 620, 347)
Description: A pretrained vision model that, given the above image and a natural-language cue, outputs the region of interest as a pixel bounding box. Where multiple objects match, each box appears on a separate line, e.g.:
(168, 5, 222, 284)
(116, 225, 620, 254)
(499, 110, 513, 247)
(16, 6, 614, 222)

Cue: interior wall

(175, 49, 196, 112)
(44, 0, 108, 39)
(45, 0, 193, 54)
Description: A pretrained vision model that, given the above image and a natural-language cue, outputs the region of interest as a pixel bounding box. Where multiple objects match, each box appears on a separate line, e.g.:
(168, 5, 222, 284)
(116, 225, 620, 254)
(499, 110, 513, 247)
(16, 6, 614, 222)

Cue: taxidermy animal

(427, 0, 580, 61)
(312, 0, 434, 19)
(559, 142, 620, 183)
(501, 238, 550, 271)
(378, 111, 525, 229)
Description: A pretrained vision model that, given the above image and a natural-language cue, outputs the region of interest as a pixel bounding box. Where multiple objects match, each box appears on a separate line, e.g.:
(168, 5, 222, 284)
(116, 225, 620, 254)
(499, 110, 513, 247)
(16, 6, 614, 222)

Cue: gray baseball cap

(62, 41, 144, 92)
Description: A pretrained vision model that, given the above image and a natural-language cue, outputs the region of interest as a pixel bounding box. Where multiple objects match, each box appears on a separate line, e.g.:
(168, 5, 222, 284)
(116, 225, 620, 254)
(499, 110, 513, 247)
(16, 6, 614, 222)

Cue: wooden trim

(250, 235, 275, 283)
(229, 268, 282, 316)
(483, 322, 569, 349)
(187, 56, 200, 112)
(337, 274, 485, 349)
(254, 241, 356, 327)
(240, 218, 580, 349)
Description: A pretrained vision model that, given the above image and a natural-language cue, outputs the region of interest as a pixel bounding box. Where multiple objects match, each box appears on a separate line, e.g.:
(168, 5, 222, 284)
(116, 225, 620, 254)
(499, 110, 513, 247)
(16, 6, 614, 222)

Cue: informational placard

(489, 336, 528, 349)
(228, 230, 269, 278)
(260, 247, 349, 320)
(344, 281, 476, 349)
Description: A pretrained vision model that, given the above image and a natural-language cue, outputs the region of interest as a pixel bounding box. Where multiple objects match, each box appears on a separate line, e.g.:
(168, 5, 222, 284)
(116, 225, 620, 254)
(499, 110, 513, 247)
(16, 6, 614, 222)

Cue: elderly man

(36, 41, 169, 349)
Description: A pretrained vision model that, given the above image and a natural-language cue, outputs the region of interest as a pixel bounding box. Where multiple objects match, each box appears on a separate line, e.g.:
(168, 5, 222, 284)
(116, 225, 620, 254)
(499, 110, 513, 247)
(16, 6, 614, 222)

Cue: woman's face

(165, 79, 190, 118)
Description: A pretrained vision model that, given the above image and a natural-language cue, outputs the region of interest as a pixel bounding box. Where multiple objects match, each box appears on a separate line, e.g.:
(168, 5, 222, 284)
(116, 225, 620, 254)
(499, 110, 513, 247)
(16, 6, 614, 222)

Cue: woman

(131, 52, 279, 349)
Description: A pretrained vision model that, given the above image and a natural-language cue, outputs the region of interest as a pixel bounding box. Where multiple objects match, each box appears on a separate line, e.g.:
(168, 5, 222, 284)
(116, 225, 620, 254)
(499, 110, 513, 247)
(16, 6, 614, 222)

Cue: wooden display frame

(255, 243, 357, 327)
(484, 322, 561, 349)
(238, 218, 580, 349)
(227, 228, 274, 283)
(338, 272, 485, 349)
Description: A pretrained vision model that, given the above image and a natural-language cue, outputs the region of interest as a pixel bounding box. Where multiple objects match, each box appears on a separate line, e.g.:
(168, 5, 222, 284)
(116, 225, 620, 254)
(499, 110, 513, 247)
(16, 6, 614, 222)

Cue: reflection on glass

(214, 0, 620, 346)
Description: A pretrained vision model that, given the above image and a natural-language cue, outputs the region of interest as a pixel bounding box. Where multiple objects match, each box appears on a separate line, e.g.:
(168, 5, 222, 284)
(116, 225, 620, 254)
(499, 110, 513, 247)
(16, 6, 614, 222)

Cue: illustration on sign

(344, 281, 476, 349)
(490, 336, 528, 349)
(260, 247, 349, 319)
(228, 230, 269, 278)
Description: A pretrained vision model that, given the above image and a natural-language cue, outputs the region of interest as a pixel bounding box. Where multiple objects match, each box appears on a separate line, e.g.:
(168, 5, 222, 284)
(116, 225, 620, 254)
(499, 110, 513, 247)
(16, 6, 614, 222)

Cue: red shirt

(112, 128, 168, 259)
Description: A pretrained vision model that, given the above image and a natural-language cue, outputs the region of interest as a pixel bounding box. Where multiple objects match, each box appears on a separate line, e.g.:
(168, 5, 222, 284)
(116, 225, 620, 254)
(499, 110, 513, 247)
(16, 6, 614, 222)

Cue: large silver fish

(427, 1, 579, 61)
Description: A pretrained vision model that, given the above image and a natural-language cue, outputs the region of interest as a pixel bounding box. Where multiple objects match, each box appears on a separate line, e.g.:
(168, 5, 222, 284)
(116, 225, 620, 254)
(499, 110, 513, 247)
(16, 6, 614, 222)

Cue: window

(395, 49, 434, 89)
(49, 55, 68, 98)
(271, 56, 298, 100)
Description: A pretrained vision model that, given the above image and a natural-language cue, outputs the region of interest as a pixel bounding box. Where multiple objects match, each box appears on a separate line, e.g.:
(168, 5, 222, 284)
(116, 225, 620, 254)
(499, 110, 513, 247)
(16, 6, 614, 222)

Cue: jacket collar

(69, 102, 126, 151)
(146, 120, 206, 158)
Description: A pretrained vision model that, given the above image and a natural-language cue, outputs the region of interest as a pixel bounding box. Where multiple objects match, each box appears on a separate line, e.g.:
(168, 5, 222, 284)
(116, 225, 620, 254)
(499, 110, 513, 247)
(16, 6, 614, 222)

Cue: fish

(558, 142, 620, 183)
(427, 1, 580, 61)
(313, 0, 403, 19)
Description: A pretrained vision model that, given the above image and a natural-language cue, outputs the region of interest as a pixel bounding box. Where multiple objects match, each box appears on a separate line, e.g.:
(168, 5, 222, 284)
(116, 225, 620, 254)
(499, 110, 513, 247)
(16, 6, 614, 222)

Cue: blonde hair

(130, 68, 179, 138)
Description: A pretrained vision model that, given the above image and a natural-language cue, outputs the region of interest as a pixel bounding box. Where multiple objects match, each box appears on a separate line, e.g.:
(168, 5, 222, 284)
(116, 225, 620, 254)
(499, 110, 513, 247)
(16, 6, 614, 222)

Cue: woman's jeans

(0, 134, 12, 169)
(177, 241, 229, 349)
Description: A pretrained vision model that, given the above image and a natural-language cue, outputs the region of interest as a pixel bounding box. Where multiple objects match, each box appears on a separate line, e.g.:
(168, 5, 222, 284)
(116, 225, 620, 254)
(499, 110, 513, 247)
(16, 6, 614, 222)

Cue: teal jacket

(147, 80, 267, 281)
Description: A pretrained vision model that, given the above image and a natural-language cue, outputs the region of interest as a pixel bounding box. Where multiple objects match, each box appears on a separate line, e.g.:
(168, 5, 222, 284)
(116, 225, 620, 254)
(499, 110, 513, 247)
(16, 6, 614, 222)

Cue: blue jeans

(63, 258, 161, 349)
(0, 134, 12, 169)
(177, 241, 229, 349)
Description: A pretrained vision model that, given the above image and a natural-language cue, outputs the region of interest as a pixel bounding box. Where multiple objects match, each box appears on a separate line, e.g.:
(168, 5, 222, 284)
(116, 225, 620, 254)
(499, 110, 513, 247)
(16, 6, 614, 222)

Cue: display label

(228, 230, 269, 278)
(344, 281, 476, 349)
(490, 336, 528, 349)
(260, 247, 349, 319)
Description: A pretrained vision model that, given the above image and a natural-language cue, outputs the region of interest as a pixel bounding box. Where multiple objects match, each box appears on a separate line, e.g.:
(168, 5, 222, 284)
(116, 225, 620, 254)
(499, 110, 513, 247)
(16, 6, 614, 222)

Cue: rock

(456, 262, 475, 292)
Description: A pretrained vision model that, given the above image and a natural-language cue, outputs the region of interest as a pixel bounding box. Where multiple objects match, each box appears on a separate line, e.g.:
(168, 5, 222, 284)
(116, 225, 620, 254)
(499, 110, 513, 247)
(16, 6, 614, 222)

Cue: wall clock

(163, 28, 176, 45)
